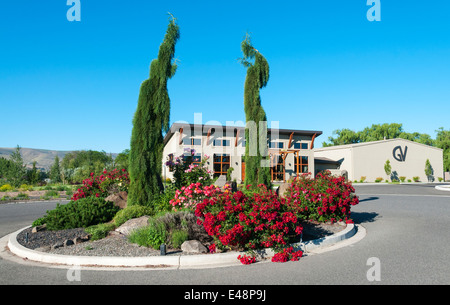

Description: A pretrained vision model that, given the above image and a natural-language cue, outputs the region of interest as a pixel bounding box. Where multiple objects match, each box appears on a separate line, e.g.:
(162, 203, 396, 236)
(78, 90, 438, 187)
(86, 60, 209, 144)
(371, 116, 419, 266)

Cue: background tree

(60, 150, 113, 183)
(114, 149, 130, 171)
(50, 156, 62, 183)
(27, 161, 41, 185)
(9, 145, 26, 187)
(128, 15, 180, 206)
(239, 33, 271, 187)
(323, 123, 435, 147)
(435, 127, 450, 172)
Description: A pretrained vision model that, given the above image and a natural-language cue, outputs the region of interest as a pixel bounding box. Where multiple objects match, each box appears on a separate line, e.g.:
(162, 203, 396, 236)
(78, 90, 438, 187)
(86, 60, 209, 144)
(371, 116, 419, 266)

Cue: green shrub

(32, 217, 46, 227)
(56, 185, 71, 192)
(399, 176, 406, 182)
(113, 205, 153, 227)
(170, 229, 188, 249)
(127, 211, 202, 250)
(45, 190, 59, 198)
(14, 193, 29, 200)
(128, 218, 167, 250)
(375, 177, 383, 183)
(39, 197, 120, 230)
(151, 184, 176, 214)
(438, 177, 443, 182)
(85, 223, 116, 241)
(0, 184, 13, 192)
(413, 176, 420, 182)
(20, 184, 33, 191)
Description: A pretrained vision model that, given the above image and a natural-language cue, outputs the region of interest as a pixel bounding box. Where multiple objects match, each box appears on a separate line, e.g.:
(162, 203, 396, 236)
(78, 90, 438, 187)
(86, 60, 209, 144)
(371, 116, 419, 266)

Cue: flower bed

(168, 171, 359, 265)
(71, 169, 129, 201)
(284, 171, 359, 224)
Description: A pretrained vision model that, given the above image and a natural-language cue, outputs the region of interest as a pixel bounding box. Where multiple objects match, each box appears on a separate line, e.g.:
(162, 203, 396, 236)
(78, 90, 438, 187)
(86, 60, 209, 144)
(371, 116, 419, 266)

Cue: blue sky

(1, 1, 449, 153)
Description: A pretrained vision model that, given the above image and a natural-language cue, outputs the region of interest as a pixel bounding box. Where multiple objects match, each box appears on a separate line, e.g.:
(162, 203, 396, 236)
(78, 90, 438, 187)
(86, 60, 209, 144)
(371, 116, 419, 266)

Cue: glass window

(269, 142, 283, 149)
(192, 154, 201, 165)
(295, 156, 309, 173)
(293, 142, 309, 150)
(183, 138, 201, 146)
(213, 154, 231, 178)
(213, 139, 230, 147)
(271, 155, 285, 181)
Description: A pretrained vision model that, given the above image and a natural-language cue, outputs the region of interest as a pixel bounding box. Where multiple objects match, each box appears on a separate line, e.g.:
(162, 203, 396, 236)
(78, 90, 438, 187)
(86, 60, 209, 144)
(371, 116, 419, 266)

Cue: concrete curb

(6, 223, 358, 269)
(435, 185, 450, 192)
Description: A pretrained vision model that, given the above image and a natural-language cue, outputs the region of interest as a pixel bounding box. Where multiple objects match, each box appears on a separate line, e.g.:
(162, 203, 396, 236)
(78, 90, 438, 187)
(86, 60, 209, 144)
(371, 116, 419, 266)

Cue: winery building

(314, 138, 444, 183)
(162, 123, 322, 183)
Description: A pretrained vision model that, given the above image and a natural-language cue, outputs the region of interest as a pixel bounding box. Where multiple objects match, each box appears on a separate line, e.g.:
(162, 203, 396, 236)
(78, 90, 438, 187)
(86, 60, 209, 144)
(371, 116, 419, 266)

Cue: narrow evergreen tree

(28, 161, 40, 185)
(50, 156, 62, 183)
(9, 145, 26, 187)
(240, 33, 271, 187)
(128, 15, 180, 206)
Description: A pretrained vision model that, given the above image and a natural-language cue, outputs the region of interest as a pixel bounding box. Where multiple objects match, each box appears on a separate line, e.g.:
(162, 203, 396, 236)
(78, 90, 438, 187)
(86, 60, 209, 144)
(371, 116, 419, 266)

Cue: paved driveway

(1, 184, 449, 285)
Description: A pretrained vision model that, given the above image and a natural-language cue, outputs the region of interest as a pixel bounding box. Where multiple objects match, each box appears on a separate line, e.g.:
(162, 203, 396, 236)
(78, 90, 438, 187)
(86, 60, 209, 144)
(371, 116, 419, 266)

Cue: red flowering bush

(195, 184, 303, 264)
(170, 182, 221, 211)
(271, 247, 303, 262)
(284, 171, 359, 223)
(166, 149, 213, 188)
(71, 169, 130, 201)
(237, 254, 257, 265)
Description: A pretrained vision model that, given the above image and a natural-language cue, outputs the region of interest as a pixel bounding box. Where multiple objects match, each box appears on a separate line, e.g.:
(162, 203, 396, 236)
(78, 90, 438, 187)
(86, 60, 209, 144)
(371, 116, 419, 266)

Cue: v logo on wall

(393, 146, 408, 162)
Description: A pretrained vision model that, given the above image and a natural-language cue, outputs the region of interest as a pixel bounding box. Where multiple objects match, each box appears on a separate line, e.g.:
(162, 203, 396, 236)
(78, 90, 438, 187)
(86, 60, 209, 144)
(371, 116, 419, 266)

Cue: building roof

(163, 122, 323, 145)
(314, 156, 341, 164)
(314, 138, 443, 152)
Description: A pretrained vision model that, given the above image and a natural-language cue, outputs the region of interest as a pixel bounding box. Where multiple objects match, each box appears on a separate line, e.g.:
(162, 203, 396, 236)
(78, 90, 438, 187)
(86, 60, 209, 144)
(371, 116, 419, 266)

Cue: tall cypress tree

(240, 34, 271, 187)
(128, 15, 180, 206)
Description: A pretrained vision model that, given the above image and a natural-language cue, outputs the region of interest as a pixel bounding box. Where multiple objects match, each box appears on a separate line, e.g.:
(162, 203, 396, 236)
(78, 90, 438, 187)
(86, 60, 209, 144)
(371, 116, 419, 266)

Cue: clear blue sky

(1, 1, 449, 153)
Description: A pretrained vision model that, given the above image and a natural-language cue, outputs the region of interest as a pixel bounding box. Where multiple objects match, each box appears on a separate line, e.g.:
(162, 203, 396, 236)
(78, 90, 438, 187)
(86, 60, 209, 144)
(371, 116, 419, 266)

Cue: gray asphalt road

(1, 185, 449, 285)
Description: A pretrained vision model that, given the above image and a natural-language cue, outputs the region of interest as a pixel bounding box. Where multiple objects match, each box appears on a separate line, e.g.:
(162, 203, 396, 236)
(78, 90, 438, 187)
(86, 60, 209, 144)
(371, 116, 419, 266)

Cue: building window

(293, 142, 309, 150)
(213, 139, 230, 147)
(213, 154, 230, 178)
(167, 154, 174, 172)
(269, 141, 284, 149)
(182, 153, 201, 165)
(192, 154, 201, 165)
(183, 137, 202, 146)
(295, 156, 309, 174)
(271, 155, 285, 181)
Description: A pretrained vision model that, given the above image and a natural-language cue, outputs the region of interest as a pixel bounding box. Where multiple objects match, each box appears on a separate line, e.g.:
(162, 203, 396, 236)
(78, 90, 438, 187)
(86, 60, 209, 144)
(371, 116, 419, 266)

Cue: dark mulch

(16, 227, 89, 250)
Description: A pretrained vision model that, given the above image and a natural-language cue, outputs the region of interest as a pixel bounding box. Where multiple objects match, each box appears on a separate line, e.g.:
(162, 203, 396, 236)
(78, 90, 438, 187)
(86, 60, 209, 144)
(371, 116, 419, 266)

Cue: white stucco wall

(314, 139, 444, 182)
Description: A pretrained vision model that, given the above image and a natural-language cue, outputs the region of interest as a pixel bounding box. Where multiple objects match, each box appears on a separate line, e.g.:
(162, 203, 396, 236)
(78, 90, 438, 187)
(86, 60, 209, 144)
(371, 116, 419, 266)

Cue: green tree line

(0, 146, 130, 187)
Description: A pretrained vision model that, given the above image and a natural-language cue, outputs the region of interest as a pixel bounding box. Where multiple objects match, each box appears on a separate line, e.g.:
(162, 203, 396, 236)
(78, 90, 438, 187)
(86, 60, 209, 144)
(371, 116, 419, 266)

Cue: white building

(162, 123, 322, 183)
(314, 138, 444, 182)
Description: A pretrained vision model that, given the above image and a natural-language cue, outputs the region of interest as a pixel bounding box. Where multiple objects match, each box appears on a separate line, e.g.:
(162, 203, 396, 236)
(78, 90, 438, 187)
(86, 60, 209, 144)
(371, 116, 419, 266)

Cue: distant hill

(0, 147, 118, 171)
